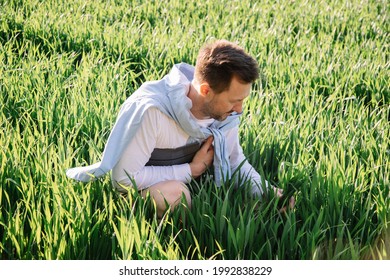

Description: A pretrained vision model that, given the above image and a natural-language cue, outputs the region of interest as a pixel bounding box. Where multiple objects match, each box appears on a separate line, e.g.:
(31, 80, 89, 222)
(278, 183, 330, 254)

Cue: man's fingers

(289, 196, 295, 209)
(273, 187, 283, 198)
(278, 196, 295, 214)
(202, 136, 214, 150)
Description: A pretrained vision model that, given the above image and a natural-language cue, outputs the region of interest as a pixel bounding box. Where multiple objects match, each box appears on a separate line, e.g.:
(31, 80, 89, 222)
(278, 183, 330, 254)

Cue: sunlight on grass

(0, 0, 388, 259)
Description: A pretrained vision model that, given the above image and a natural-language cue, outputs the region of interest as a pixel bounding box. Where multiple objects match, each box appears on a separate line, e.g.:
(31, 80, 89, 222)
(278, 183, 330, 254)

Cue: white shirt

(112, 107, 267, 196)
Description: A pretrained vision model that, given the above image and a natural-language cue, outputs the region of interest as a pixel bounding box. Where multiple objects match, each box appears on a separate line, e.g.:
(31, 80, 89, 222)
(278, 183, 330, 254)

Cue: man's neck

(188, 82, 209, 120)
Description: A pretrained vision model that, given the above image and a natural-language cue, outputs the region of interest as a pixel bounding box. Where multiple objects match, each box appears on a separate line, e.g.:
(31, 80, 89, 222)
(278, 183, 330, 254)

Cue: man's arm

(226, 126, 270, 196)
(227, 126, 295, 211)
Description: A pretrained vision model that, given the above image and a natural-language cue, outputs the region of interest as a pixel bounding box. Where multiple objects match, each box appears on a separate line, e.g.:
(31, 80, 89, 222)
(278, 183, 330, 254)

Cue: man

(67, 39, 294, 217)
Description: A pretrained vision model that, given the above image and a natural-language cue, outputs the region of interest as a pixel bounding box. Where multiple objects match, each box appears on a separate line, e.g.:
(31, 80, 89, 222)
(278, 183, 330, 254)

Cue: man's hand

(189, 136, 214, 178)
(274, 187, 295, 213)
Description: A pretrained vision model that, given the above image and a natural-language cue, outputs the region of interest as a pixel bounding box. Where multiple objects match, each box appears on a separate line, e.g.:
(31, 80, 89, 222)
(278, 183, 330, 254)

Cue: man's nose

(233, 102, 243, 114)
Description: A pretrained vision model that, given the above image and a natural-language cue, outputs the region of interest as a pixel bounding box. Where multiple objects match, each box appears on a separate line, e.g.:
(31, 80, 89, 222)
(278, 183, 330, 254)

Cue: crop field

(0, 0, 389, 260)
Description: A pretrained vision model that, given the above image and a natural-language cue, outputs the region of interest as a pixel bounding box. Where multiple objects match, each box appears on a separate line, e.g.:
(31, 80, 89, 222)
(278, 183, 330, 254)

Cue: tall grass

(0, 0, 388, 259)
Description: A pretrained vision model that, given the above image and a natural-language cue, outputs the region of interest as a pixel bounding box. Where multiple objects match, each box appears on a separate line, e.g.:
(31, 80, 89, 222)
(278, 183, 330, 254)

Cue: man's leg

(140, 180, 191, 218)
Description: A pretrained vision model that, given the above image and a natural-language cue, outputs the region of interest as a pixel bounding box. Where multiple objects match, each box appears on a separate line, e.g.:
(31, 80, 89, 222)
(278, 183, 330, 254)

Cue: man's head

(194, 39, 259, 93)
(192, 40, 259, 121)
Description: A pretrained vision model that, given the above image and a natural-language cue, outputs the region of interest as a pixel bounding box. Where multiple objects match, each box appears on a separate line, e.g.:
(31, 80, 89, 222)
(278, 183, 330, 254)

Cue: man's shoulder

(143, 107, 178, 128)
(144, 106, 167, 118)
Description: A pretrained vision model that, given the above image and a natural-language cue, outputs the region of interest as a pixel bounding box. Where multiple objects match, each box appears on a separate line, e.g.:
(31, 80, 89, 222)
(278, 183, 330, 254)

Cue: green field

(0, 0, 389, 259)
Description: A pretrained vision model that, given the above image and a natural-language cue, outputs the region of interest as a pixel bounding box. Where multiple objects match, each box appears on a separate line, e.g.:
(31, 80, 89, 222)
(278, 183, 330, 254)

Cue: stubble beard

(201, 101, 229, 122)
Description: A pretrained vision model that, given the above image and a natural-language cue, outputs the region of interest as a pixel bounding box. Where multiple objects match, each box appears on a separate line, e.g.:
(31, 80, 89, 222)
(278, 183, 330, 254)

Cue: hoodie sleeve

(226, 126, 270, 197)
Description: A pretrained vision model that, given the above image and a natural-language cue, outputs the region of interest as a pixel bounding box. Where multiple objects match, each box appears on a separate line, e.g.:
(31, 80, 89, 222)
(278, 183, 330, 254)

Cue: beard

(212, 112, 231, 121)
(200, 99, 231, 121)
(203, 107, 233, 121)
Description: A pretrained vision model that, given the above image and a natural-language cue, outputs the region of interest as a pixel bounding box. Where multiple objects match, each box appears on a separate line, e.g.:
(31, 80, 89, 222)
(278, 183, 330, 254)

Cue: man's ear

(199, 82, 210, 97)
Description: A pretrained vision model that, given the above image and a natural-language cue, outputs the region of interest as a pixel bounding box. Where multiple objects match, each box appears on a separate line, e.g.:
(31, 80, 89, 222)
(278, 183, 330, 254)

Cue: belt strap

(146, 142, 201, 166)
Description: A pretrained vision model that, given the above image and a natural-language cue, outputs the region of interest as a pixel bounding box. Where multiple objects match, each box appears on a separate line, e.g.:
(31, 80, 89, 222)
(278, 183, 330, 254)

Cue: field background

(0, 0, 389, 259)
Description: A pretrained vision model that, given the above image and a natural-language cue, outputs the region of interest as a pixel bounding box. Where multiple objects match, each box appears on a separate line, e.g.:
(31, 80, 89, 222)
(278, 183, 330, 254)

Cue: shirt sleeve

(226, 126, 270, 197)
(111, 107, 192, 191)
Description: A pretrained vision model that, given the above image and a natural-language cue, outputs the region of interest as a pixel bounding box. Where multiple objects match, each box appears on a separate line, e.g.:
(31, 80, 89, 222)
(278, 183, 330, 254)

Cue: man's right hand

(189, 136, 214, 178)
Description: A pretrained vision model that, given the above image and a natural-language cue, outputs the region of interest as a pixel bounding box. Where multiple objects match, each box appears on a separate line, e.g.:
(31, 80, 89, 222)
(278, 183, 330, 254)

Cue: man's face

(202, 76, 252, 121)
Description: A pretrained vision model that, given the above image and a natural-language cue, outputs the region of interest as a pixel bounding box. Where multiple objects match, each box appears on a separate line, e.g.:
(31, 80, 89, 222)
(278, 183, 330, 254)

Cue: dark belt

(145, 142, 201, 166)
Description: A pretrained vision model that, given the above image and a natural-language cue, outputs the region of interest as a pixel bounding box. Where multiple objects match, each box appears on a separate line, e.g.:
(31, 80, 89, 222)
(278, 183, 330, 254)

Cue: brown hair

(194, 39, 259, 93)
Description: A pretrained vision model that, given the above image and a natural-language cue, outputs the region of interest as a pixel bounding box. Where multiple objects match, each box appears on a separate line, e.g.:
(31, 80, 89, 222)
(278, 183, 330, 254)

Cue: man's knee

(170, 181, 191, 207)
(145, 180, 191, 209)
(162, 181, 191, 206)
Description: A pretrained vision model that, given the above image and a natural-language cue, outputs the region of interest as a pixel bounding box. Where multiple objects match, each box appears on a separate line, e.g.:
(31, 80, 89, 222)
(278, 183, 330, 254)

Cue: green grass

(0, 0, 389, 259)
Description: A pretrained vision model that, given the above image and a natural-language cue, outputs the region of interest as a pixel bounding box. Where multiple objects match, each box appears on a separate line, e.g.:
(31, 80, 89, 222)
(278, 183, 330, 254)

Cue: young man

(67, 39, 294, 217)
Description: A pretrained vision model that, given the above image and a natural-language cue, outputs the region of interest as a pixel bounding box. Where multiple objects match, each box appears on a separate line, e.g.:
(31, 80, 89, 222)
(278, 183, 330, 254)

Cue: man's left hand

(274, 187, 295, 213)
